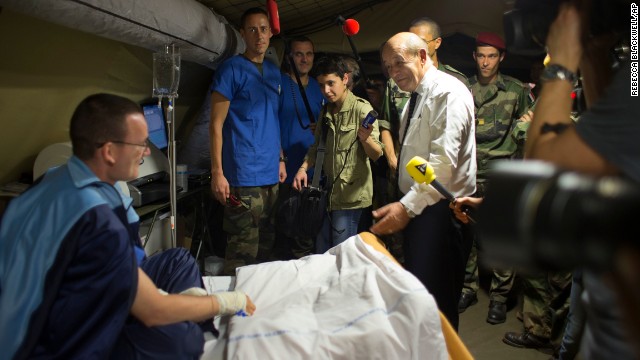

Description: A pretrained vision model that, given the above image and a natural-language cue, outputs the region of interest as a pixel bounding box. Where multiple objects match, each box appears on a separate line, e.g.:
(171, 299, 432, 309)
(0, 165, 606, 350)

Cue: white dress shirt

(398, 66, 476, 215)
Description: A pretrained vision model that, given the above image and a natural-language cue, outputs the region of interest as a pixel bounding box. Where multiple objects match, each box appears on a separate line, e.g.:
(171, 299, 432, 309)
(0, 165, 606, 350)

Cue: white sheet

(202, 235, 447, 359)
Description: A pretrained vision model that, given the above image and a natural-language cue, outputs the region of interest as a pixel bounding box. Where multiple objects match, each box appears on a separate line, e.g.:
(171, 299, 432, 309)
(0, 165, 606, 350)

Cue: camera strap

(311, 104, 329, 189)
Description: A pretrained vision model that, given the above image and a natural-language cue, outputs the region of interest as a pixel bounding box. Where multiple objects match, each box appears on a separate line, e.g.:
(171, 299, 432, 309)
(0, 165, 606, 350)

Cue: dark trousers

(111, 248, 207, 360)
(402, 200, 471, 331)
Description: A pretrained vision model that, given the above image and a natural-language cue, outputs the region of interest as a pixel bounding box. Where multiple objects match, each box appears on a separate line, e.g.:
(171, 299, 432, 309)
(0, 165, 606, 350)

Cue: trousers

(112, 248, 208, 359)
(402, 200, 471, 330)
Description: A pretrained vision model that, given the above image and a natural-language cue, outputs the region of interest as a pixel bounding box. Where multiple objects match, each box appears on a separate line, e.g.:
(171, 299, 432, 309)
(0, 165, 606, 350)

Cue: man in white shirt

(371, 32, 476, 329)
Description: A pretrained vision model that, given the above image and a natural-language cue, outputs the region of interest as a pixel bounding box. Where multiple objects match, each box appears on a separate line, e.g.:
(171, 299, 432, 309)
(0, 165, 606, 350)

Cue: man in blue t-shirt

(209, 7, 285, 275)
(274, 36, 325, 259)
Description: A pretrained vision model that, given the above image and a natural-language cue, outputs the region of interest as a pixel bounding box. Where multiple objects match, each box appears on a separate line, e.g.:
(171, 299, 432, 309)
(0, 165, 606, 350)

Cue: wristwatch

(279, 155, 288, 163)
(540, 63, 578, 84)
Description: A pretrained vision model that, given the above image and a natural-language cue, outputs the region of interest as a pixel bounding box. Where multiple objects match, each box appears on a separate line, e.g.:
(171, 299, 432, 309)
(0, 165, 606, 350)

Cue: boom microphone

(342, 18, 360, 36)
(266, 0, 281, 35)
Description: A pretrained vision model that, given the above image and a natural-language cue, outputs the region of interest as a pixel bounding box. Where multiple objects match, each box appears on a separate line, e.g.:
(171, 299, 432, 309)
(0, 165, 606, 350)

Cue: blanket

(203, 235, 447, 359)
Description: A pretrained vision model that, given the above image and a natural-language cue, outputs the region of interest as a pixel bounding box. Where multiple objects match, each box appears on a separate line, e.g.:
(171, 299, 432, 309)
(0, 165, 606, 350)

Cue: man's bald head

(383, 32, 427, 58)
(381, 32, 431, 92)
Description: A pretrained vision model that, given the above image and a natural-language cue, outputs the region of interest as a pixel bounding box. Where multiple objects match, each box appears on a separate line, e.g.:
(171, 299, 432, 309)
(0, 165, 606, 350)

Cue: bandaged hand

(213, 291, 256, 316)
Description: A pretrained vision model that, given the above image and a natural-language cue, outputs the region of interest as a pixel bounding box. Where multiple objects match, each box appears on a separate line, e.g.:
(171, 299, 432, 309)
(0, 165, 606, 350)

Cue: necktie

(402, 92, 418, 142)
(400, 92, 418, 151)
(396, 92, 418, 186)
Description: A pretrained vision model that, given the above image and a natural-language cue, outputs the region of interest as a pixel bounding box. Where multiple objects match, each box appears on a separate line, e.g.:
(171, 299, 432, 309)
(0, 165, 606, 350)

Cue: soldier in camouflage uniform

(505, 269, 572, 352)
(458, 32, 533, 324)
(378, 17, 470, 262)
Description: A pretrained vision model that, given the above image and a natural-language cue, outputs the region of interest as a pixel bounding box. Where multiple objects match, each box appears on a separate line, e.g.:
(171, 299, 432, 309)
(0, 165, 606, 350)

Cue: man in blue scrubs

(209, 7, 285, 274)
(275, 35, 325, 259)
(0, 94, 255, 359)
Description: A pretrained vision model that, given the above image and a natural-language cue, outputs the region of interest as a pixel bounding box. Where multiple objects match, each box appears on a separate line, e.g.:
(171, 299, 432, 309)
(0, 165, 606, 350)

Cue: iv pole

(153, 44, 180, 247)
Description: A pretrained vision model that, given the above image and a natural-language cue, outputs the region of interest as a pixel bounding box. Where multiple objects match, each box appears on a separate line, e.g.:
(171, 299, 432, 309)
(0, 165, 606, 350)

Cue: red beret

(476, 32, 505, 51)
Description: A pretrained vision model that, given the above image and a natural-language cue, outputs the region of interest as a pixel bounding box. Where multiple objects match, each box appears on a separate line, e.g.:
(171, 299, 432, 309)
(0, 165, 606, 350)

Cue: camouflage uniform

(222, 184, 278, 275)
(377, 63, 470, 262)
(463, 72, 532, 302)
(522, 271, 572, 341)
(520, 109, 577, 342)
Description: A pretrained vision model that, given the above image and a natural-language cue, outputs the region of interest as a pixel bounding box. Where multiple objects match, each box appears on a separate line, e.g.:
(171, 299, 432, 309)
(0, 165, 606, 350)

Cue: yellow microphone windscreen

(406, 156, 436, 185)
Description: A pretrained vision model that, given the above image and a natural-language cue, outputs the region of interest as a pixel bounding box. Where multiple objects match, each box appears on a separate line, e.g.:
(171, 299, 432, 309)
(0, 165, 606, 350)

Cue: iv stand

(153, 44, 180, 247)
(166, 97, 177, 247)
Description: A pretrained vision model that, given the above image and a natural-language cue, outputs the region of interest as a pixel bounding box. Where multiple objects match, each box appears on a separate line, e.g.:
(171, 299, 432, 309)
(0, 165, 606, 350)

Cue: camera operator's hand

(525, 2, 619, 176)
(546, 4, 582, 73)
(449, 197, 483, 224)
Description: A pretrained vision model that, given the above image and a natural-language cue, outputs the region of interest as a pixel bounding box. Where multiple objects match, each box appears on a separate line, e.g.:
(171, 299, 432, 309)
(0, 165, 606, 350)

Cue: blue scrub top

(279, 74, 325, 183)
(212, 55, 282, 187)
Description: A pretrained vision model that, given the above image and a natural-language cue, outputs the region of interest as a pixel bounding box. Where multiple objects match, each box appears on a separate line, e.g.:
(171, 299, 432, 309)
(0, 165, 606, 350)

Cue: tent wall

(0, 8, 213, 185)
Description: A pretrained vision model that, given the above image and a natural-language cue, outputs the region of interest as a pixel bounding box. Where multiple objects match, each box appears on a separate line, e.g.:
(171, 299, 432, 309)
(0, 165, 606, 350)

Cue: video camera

(476, 161, 640, 273)
(503, 0, 629, 56)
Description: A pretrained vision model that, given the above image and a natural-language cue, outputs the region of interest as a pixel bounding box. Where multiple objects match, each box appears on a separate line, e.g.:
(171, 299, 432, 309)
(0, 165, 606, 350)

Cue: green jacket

(470, 72, 533, 180)
(305, 91, 381, 210)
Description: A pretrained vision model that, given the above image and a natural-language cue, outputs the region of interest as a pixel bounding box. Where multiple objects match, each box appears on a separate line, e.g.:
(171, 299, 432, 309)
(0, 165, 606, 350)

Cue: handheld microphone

(405, 156, 476, 223)
(266, 0, 281, 35)
(342, 18, 360, 36)
(361, 110, 378, 129)
(405, 156, 455, 202)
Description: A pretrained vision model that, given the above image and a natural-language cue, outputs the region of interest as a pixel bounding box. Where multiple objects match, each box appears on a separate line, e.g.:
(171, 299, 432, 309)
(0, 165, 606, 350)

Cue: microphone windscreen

(267, 0, 281, 35)
(361, 110, 378, 129)
(342, 19, 360, 36)
(406, 156, 436, 185)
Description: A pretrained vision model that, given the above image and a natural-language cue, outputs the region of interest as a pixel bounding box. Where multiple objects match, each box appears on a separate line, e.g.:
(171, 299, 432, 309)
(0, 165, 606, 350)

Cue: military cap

(476, 32, 505, 51)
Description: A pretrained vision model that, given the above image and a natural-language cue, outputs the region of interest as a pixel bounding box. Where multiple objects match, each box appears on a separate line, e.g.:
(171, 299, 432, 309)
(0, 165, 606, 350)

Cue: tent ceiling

(197, 0, 538, 79)
(197, 0, 391, 38)
(197, 0, 516, 51)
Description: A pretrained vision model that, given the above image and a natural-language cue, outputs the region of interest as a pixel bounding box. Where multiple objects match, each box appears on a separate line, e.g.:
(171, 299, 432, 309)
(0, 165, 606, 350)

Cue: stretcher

(202, 232, 473, 360)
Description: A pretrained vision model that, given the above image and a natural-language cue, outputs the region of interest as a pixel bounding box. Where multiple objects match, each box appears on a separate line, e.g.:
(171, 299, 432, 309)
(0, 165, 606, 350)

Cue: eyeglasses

(110, 139, 150, 150)
(424, 38, 440, 44)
